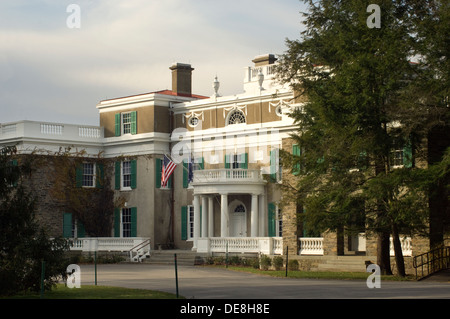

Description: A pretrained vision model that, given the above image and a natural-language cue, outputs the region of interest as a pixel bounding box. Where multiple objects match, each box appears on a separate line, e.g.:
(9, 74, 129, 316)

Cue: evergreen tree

(276, 0, 449, 276)
(0, 146, 69, 295)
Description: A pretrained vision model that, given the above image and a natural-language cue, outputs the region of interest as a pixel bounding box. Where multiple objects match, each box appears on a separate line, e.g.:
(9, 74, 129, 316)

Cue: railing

(390, 236, 412, 257)
(129, 239, 151, 262)
(197, 237, 283, 255)
(193, 169, 264, 184)
(299, 237, 324, 255)
(413, 246, 450, 280)
(68, 237, 150, 253)
(0, 121, 104, 142)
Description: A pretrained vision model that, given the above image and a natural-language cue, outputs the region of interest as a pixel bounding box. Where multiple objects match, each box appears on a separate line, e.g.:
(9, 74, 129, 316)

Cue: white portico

(190, 168, 282, 254)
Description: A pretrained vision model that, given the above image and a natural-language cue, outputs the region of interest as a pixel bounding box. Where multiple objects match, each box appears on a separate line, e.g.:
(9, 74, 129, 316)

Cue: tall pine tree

(276, 0, 449, 276)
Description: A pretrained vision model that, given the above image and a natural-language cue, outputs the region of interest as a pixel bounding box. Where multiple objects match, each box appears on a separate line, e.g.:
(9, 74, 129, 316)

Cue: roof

(100, 89, 209, 103)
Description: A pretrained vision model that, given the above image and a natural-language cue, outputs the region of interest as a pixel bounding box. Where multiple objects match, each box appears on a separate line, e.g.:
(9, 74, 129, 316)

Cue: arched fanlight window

(234, 204, 246, 213)
(227, 110, 246, 125)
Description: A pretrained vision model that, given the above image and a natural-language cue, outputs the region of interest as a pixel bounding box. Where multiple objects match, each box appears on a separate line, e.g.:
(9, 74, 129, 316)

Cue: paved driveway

(78, 263, 450, 299)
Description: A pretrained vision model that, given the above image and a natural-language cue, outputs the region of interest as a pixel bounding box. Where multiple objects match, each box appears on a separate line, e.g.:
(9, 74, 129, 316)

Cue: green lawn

(3, 284, 182, 299)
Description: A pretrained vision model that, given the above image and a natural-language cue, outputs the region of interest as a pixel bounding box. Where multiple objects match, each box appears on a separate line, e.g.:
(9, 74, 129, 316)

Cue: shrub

(288, 259, 299, 271)
(260, 255, 272, 270)
(273, 256, 284, 270)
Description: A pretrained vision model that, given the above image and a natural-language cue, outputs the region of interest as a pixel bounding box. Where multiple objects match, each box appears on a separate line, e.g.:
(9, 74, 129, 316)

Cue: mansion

(0, 54, 430, 267)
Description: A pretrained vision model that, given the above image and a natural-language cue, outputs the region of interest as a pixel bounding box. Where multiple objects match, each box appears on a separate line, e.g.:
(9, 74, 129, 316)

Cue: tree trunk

(377, 231, 393, 275)
(392, 223, 406, 277)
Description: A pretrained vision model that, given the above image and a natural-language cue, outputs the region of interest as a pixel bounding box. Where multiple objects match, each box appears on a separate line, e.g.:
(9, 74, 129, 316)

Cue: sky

(0, 1, 307, 126)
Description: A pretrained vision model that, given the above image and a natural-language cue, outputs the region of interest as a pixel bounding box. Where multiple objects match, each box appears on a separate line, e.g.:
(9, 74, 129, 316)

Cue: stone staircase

(316, 255, 376, 272)
(144, 249, 205, 266)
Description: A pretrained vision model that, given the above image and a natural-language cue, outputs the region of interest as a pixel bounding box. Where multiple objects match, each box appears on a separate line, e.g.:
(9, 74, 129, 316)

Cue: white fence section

(197, 237, 283, 255)
(193, 169, 263, 184)
(390, 236, 412, 257)
(299, 237, 324, 255)
(68, 237, 151, 262)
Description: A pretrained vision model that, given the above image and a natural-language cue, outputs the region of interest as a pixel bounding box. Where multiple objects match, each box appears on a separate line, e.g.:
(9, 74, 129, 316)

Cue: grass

(215, 265, 414, 281)
(3, 284, 182, 299)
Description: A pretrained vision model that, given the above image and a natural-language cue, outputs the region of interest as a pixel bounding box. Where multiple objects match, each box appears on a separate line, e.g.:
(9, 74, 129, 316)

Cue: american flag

(161, 154, 176, 187)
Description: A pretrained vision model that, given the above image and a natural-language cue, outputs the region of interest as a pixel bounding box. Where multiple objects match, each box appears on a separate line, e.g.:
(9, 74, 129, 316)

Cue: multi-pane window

(82, 163, 95, 187)
(390, 139, 404, 168)
(277, 207, 283, 237)
(122, 208, 132, 237)
(122, 112, 131, 134)
(188, 205, 194, 239)
(228, 110, 246, 125)
(122, 161, 131, 188)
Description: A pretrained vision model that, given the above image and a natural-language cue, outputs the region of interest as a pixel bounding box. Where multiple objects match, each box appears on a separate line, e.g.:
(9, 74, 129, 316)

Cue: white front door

(230, 212, 246, 237)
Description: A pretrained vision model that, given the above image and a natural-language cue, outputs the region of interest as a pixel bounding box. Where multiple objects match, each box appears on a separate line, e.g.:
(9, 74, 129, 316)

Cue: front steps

(315, 256, 376, 272)
(143, 249, 205, 266)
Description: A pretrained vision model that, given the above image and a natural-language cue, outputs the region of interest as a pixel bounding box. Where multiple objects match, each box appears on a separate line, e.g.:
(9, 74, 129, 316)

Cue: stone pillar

(251, 194, 259, 237)
(208, 196, 214, 237)
(201, 196, 208, 238)
(193, 194, 200, 249)
(221, 193, 228, 237)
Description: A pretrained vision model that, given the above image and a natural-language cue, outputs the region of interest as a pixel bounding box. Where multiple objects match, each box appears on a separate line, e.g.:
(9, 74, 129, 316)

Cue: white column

(220, 193, 228, 237)
(208, 196, 214, 237)
(251, 194, 259, 237)
(259, 193, 266, 237)
(201, 196, 208, 238)
(193, 194, 200, 249)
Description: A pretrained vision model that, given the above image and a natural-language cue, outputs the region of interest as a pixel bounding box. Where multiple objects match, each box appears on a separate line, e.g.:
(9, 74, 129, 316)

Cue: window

(389, 138, 412, 169)
(114, 207, 137, 237)
(122, 208, 132, 237)
(122, 161, 131, 188)
(63, 213, 85, 238)
(122, 112, 132, 134)
(225, 153, 248, 169)
(227, 110, 246, 125)
(115, 111, 137, 136)
(82, 163, 95, 187)
(188, 117, 199, 127)
(115, 160, 137, 190)
(270, 149, 282, 182)
(277, 207, 283, 237)
(188, 205, 194, 240)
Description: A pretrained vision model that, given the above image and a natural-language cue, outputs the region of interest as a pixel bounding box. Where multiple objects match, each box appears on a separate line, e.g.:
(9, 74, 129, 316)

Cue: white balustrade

(68, 237, 150, 252)
(198, 237, 283, 255)
(193, 169, 263, 184)
(390, 236, 412, 257)
(299, 237, 324, 255)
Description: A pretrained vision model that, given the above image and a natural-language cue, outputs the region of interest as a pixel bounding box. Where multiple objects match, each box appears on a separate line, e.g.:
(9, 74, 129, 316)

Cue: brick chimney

(170, 63, 194, 96)
(252, 54, 277, 67)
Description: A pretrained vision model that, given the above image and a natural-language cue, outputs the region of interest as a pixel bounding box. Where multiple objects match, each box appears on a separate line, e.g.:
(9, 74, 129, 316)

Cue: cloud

(0, 0, 305, 125)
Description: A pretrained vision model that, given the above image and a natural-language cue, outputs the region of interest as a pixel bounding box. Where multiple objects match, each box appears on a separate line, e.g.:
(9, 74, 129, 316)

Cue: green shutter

(114, 208, 121, 237)
(63, 213, 73, 238)
(181, 206, 188, 240)
(115, 113, 121, 136)
(293, 144, 301, 175)
(155, 158, 161, 188)
(183, 160, 189, 188)
(131, 207, 137, 237)
(225, 154, 230, 169)
(96, 163, 104, 188)
(130, 111, 137, 135)
(403, 140, 413, 168)
(197, 157, 204, 170)
(77, 222, 85, 238)
(240, 153, 248, 169)
(268, 203, 276, 237)
(115, 161, 121, 190)
(75, 163, 83, 187)
(270, 150, 277, 182)
(131, 159, 137, 189)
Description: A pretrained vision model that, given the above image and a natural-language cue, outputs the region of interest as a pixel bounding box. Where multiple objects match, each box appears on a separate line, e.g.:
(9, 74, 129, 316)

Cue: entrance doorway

(230, 202, 247, 237)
